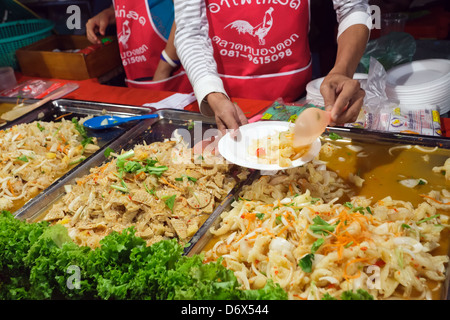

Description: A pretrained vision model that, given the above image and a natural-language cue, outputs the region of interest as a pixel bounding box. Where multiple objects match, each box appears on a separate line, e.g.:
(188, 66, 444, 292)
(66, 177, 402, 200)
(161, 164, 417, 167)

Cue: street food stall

(0, 0, 449, 304)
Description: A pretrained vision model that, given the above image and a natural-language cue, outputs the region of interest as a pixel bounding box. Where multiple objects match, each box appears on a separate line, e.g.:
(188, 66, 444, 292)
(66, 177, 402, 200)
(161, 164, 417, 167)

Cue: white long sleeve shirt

(174, 0, 372, 115)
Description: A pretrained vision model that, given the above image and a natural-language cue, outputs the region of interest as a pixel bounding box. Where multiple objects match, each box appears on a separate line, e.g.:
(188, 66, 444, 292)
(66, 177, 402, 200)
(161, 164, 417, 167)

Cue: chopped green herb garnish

(104, 147, 115, 158)
(299, 253, 314, 273)
(340, 289, 374, 300)
(143, 182, 155, 195)
(110, 184, 129, 193)
(328, 132, 342, 140)
(255, 213, 265, 220)
(417, 214, 440, 225)
(68, 157, 85, 166)
(344, 241, 354, 248)
(275, 215, 282, 225)
(309, 216, 336, 235)
(124, 161, 143, 173)
(72, 118, 93, 148)
(176, 175, 197, 182)
(345, 202, 370, 215)
(311, 238, 324, 254)
(163, 195, 176, 212)
(36, 123, 45, 132)
(17, 155, 28, 162)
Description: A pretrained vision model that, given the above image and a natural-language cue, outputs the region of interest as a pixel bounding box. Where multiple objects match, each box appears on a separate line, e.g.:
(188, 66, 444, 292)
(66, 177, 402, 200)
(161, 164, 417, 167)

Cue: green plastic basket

(0, 19, 54, 70)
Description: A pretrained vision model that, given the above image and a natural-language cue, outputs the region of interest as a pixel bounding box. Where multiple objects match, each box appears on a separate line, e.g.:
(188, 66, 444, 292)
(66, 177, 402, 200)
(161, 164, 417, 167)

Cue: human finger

(217, 108, 242, 138)
(330, 79, 360, 123)
(333, 88, 365, 124)
(320, 78, 337, 110)
(234, 103, 249, 126)
(98, 18, 109, 37)
(86, 19, 100, 44)
(215, 115, 227, 136)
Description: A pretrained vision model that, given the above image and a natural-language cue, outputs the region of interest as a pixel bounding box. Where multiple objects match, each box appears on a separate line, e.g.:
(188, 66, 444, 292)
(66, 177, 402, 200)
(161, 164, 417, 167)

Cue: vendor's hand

(86, 6, 115, 45)
(320, 73, 365, 126)
(207, 93, 248, 136)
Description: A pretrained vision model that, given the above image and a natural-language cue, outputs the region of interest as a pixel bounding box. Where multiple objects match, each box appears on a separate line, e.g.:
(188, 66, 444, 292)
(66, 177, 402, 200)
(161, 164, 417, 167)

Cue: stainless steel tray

(8, 98, 155, 216)
(14, 108, 237, 223)
(326, 126, 450, 149)
(12, 110, 450, 299)
(184, 124, 450, 300)
(14, 108, 259, 265)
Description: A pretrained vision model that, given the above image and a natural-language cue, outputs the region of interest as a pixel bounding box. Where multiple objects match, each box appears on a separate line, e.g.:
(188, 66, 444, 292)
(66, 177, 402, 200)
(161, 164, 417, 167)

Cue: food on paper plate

(248, 127, 311, 168)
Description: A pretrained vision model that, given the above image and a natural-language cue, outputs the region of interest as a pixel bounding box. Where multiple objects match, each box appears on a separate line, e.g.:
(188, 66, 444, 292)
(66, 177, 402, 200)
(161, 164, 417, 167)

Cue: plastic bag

(364, 57, 393, 112)
(0, 79, 66, 99)
(346, 57, 442, 136)
(358, 32, 416, 73)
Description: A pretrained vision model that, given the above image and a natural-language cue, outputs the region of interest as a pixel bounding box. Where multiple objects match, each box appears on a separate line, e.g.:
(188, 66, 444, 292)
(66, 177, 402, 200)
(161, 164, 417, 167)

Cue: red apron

(114, 0, 192, 92)
(205, 0, 312, 102)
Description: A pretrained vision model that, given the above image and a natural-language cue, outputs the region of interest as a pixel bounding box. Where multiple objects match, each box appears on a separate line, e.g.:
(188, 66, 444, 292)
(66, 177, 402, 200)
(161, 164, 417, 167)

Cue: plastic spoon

(83, 114, 159, 129)
(293, 108, 331, 149)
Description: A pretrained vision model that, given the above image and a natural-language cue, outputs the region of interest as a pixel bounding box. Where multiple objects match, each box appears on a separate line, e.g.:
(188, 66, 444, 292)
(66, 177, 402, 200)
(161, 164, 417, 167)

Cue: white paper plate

(386, 59, 450, 88)
(217, 121, 322, 171)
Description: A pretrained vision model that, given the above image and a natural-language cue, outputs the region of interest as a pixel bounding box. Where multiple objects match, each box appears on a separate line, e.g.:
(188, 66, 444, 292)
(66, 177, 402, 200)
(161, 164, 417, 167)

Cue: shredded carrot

(7, 180, 16, 196)
(159, 177, 183, 192)
(297, 223, 309, 246)
(343, 257, 372, 281)
(99, 162, 110, 173)
(420, 194, 450, 205)
(59, 133, 67, 144)
(54, 113, 73, 121)
(264, 228, 276, 238)
(276, 224, 291, 237)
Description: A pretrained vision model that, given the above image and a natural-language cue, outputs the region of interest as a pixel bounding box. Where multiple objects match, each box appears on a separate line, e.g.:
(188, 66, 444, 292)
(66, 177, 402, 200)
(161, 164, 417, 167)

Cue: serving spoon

(293, 107, 331, 149)
(83, 114, 159, 129)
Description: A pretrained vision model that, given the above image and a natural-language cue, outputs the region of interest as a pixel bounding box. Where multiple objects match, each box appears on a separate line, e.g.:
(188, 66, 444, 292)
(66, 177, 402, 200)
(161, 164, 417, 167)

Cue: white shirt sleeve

(333, 0, 372, 39)
(174, 0, 225, 116)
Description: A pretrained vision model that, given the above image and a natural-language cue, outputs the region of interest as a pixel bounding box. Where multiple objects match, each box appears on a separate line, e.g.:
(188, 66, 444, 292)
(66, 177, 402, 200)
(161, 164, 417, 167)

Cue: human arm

(320, 0, 371, 125)
(86, 5, 116, 45)
(173, 0, 247, 134)
(153, 23, 182, 81)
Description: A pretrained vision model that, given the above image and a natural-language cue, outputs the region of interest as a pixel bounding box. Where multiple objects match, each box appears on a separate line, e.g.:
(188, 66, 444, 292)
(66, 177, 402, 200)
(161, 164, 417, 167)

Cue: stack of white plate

(385, 59, 450, 114)
(306, 73, 368, 106)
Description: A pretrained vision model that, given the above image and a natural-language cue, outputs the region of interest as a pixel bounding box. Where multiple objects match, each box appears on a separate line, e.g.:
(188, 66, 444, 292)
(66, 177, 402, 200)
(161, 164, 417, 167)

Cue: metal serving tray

(184, 124, 450, 300)
(13, 108, 247, 226)
(12, 110, 450, 299)
(8, 98, 155, 216)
